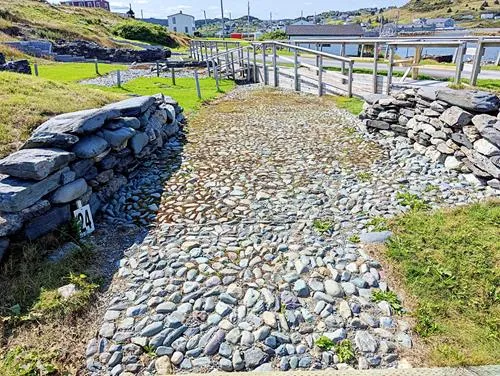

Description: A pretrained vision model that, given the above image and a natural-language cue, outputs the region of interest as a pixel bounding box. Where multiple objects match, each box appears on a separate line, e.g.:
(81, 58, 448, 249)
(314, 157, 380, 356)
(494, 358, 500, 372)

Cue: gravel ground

(81, 67, 209, 87)
(85, 85, 498, 375)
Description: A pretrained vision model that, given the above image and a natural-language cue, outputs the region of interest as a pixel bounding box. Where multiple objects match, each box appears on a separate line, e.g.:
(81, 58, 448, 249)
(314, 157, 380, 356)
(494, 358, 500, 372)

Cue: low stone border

(0, 94, 185, 258)
(360, 88, 500, 189)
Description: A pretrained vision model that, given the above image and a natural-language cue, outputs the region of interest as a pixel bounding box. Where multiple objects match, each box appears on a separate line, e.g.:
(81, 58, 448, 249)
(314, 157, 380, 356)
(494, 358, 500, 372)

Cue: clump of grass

(372, 289, 404, 315)
(385, 201, 500, 366)
(424, 184, 439, 192)
(348, 234, 361, 243)
(31, 273, 98, 319)
(357, 171, 373, 182)
(313, 219, 334, 234)
(315, 336, 335, 350)
(0, 346, 58, 376)
(367, 216, 389, 231)
(396, 191, 428, 211)
(331, 95, 364, 115)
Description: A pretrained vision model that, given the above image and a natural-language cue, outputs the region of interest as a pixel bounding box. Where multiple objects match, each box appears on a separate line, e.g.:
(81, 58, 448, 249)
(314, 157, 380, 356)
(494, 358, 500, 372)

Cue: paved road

(272, 55, 500, 81)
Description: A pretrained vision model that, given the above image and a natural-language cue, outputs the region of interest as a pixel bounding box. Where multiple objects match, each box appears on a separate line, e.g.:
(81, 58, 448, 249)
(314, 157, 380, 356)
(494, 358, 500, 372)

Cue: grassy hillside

(359, 0, 500, 29)
(0, 0, 189, 48)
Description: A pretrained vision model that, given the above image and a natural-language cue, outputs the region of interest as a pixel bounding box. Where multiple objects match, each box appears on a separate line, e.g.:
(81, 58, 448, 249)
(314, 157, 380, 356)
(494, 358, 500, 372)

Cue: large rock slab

(51, 178, 88, 204)
(439, 106, 472, 128)
(32, 108, 120, 136)
(436, 89, 500, 113)
(417, 87, 438, 101)
(105, 117, 141, 130)
(72, 135, 109, 159)
(130, 132, 149, 155)
(23, 132, 80, 150)
(363, 94, 390, 105)
(0, 148, 75, 181)
(101, 127, 136, 149)
(0, 167, 69, 212)
(472, 114, 499, 132)
(24, 205, 71, 240)
(103, 96, 156, 117)
(462, 147, 500, 178)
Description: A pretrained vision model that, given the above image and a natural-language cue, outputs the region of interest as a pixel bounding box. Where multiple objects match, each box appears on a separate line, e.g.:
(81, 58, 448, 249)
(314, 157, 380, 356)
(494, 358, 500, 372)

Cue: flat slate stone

(0, 212, 23, 237)
(0, 167, 69, 212)
(436, 89, 500, 113)
(24, 205, 71, 240)
(32, 108, 120, 136)
(105, 117, 141, 130)
(103, 96, 156, 117)
(130, 132, 149, 155)
(72, 135, 109, 159)
(50, 178, 88, 204)
(23, 132, 80, 150)
(101, 127, 136, 148)
(360, 231, 393, 244)
(0, 237, 9, 260)
(0, 148, 75, 181)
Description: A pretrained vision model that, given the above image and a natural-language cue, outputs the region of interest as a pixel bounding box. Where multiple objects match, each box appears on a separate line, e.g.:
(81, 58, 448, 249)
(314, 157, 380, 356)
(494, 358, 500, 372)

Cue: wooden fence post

(386, 46, 394, 95)
(262, 44, 268, 85)
(294, 48, 299, 91)
(454, 42, 465, 85)
(34, 62, 39, 77)
(373, 42, 378, 94)
(230, 51, 235, 80)
(470, 38, 484, 87)
(171, 68, 176, 85)
(246, 48, 251, 83)
(117, 70, 121, 87)
(156, 61, 160, 77)
(94, 58, 99, 75)
(347, 61, 353, 98)
(272, 43, 278, 87)
(252, 44, 257, 83)
(214, 61, 220, 92)
(194, 70, 201, 99)
(317, 55, 323, 96)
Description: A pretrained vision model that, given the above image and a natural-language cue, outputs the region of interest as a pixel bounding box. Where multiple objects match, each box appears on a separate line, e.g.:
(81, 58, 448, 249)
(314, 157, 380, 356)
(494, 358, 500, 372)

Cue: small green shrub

(396, 191, 428, 211)
(111, 21, 178, 47)
(0, 346, 58, 376)
(258, 30, 287, 40)
(335, 340, 355, 363)
(367, 216, 389, 231)
(372, 290, 404, 314)
(348, 234, 361, 243)
(313, 219, 334, 234)
(315, 336, 335, 350)
(357, 171, 373, 182)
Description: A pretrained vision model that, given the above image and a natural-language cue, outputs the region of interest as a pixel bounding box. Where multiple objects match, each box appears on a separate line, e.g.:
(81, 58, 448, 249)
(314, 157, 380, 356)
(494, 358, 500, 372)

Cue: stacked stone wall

(360, 88, 500, 189)
(0, 95, 185, 258)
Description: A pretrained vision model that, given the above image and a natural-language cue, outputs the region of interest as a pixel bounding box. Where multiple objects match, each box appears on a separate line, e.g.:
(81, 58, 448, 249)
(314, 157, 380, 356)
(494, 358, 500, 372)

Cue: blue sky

(106, 0, 407, 20)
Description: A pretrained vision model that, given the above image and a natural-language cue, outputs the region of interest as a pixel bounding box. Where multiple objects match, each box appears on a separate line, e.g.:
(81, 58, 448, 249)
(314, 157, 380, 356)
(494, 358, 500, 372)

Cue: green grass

(385, 201, 500, 366)
(92, 76, 236, 114)
(331, 95, 364, 115)
(372, 290, 404, 314)
(482, 65, 500, 71)
(33, 62, 128, 82)
(396, 191, 429, 211)
(313, 219, 334, 235)
(0, 71, 124, 158)
(462, 78, 500, 92)
(0, 346, 59, 376)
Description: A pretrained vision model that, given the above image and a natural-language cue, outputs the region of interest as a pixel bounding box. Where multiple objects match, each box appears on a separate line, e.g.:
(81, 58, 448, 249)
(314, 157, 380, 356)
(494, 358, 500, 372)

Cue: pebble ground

(86, 86, 498, 375)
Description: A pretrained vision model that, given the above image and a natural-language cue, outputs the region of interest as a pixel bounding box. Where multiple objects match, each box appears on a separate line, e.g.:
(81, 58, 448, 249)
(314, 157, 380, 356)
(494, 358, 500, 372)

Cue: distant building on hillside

(413, 17, 455, 29)
(167, 11, 195, 35)
(285, 24, 364, 40)
(60, 0, 110, 11)
(292, 19, 313, 26)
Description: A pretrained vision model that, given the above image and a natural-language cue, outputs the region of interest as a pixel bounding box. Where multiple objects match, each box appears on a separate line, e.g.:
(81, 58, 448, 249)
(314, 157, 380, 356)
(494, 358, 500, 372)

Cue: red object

(230, 33, 243, 39)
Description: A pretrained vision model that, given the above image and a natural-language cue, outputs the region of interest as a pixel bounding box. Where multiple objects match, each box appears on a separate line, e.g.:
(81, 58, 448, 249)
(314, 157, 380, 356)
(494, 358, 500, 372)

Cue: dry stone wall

(0, 95, 185, 258)
(360, 88, 500, 189)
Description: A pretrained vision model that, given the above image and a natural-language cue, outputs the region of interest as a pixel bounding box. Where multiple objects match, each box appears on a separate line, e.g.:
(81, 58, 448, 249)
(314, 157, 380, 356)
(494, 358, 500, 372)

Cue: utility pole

(203, 10, 207, 27)
(220, 0, 225, 39)
(247, 1, 250, 32)
(141, 9, 143, 19)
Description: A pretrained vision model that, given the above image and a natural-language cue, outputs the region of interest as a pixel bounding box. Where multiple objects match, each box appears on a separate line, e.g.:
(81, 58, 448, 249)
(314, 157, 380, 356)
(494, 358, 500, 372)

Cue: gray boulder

(366, 119, 390, 130)
(0, 167, 70, 212)
(364, 94, 390, 105)
(23, 132, 79, 150)
(436, 89, 500, 113)
(31, 108, 119, 136)
(439, 106, 472, 127)
(51, 178, 88, 204)
(474, 139, 500, 157)
(103, 96, 156, 117)
(0, 148, 75, 181)
(70, 159, 94, 178)
(130, 132, 149, 155)
(101, 127, 136, 149)
(472, 114, 498, 132)
(360, 231, 393, 244)
(0, 212, 23, 237)
(417, 87, 438, 101)
(72, 135, 109, 159)
(24, 205, 71, 240)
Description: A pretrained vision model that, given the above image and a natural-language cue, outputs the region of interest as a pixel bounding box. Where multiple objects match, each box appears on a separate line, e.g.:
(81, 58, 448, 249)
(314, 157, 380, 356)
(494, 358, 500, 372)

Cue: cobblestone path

(86, 87, 496, 375)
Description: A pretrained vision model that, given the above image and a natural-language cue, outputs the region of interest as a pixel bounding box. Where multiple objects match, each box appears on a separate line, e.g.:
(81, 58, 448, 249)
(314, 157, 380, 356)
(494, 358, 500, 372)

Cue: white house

(167, 11, 195, 35)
